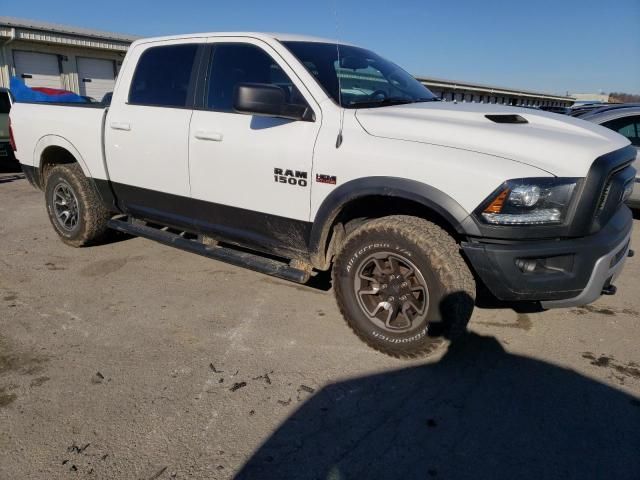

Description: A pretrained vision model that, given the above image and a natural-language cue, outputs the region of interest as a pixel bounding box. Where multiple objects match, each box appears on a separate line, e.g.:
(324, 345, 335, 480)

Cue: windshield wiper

(347, 97, 415, 108)
(347, 97, 439, 108)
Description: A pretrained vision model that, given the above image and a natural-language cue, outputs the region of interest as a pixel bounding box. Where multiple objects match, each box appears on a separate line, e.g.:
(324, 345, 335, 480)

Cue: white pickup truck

(10, 32, 636, 357)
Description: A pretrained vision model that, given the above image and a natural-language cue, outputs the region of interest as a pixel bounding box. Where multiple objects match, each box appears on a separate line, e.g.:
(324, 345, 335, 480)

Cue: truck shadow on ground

(236, 304, 640, 479)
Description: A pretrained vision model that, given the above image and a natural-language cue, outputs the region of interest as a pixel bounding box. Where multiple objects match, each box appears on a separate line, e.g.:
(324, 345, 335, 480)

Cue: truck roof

(131, 32, 352, 47)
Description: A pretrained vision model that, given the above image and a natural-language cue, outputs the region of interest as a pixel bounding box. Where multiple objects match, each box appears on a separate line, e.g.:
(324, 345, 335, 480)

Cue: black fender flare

(308, 176, 481, 267)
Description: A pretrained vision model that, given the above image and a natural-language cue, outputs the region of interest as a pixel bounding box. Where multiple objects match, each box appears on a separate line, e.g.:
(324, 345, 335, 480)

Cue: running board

(107, 218, 310, 284)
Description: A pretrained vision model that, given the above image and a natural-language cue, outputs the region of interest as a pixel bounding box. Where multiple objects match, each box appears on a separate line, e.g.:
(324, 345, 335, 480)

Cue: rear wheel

(45, 163, 111, 247)
(332, 215, 475, 358)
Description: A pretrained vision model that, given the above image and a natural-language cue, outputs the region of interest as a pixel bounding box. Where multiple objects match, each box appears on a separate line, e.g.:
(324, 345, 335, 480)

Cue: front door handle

(110, 122, 131, 131)
(194, 130, 223, 142)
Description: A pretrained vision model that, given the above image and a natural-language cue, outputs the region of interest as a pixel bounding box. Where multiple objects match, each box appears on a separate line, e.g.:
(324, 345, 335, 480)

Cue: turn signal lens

(484, 189, 509, 214)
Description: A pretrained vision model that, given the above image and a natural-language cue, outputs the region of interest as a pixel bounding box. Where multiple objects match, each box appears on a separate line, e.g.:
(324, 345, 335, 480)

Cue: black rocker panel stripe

(96, 179, 312, 259)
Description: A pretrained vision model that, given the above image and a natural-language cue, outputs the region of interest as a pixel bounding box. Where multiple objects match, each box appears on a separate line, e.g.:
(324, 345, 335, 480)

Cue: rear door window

(129, 44, 199, 108)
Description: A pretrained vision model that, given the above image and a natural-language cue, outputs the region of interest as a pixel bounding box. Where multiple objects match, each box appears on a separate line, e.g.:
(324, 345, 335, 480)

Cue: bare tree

(608, 92, 640, 103)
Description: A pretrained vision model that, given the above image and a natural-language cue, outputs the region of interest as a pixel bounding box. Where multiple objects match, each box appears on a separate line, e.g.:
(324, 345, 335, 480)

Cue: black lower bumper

(462, 207, 633, 305)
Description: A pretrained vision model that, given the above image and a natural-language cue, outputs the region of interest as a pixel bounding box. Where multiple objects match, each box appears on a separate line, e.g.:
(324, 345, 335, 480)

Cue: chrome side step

(107, 218, 310, 284)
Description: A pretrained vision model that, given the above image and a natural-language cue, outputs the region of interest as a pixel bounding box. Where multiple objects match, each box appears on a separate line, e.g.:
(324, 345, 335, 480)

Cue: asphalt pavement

(1, 165, 639, 480)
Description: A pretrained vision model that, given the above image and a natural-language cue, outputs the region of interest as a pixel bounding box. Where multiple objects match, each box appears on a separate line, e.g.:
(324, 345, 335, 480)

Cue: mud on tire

(332, 215, 475, 358)
(44, 163, 111, 247)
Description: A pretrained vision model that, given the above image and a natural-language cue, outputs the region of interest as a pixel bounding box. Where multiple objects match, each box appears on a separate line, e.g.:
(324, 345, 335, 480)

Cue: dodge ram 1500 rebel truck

(10, 33, 636, 358)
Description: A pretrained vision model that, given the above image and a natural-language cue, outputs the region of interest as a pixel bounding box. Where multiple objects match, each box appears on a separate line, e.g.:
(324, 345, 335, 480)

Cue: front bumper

(462, 206, 633, 308)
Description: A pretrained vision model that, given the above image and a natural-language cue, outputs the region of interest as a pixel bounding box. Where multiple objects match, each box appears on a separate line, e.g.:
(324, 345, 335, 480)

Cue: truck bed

(10, 102, 110, 182)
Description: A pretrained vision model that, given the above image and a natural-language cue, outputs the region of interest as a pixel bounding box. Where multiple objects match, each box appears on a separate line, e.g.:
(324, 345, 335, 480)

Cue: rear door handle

(194, 130, 223, 142)
(110, 122, 131, 131)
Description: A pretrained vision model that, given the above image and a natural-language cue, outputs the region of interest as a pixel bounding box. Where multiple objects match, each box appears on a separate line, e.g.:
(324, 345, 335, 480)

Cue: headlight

(479, 178, 578, 225)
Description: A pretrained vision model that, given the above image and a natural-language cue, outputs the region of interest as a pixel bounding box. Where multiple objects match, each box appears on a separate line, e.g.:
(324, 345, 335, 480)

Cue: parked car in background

(583, 105, 640, 208)
(0, 87, 15, 162)
(100, 92, 113, 106)
(539, 105, 571, 115)
(569, 104, 612, 117)
(581, 103, 640, 118)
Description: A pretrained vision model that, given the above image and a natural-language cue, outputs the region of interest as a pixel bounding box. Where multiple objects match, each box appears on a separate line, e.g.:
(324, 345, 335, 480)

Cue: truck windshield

(282, 41, 437, 108)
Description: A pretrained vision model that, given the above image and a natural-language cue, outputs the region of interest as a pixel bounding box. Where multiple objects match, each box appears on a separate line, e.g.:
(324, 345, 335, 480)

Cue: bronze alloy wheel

(354, 251, 429, 333)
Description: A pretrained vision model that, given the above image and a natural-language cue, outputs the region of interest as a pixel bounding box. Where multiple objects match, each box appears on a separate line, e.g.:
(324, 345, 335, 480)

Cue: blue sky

(4, 0, 639, 95)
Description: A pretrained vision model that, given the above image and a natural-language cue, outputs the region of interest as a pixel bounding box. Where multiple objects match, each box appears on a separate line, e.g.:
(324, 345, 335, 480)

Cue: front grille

(572, 146, 637, 236)
(596, 180, 612, 213)
(594, 163, 635, 224)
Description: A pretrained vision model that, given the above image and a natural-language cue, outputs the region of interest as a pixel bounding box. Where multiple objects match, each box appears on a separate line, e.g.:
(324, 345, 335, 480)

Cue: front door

(188, 40, 321, 255)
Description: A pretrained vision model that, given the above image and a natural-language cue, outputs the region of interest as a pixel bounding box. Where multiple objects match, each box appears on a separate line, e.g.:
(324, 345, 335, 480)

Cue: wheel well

(39, 146, 78, 188)
(316, 195, 464, 270)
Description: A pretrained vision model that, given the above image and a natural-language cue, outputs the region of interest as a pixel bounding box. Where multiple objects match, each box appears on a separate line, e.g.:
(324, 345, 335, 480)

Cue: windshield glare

(282, 41, 436, 108)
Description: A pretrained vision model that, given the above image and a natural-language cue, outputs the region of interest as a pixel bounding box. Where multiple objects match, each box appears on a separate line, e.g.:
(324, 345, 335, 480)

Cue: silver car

(583, 105, 640, 208)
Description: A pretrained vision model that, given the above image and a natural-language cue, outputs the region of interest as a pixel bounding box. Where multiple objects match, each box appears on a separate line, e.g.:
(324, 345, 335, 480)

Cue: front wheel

(332, 215, 475, 358)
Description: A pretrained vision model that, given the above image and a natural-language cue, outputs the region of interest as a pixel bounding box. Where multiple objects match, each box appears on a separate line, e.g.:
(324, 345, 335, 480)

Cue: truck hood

(355, 102, 631, 177)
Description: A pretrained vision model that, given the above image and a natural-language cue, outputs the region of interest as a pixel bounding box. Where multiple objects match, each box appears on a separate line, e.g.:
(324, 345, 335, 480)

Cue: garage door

(14, 51, 62, 89)
(77, 57, 116, 100)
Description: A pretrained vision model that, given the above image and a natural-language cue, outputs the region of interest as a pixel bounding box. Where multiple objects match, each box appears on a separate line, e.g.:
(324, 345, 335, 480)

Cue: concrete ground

(1, 164, 639, 480)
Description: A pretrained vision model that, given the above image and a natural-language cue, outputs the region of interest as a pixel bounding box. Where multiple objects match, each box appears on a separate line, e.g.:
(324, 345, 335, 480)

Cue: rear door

(104, 40, 203, 226)
(14, 51, 62, 89)
(77, 57, 117, 100)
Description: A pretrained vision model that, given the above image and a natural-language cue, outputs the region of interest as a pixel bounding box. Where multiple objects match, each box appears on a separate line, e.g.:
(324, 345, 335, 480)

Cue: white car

(10, 32, 636, 357)
(581, 105, 640, 208)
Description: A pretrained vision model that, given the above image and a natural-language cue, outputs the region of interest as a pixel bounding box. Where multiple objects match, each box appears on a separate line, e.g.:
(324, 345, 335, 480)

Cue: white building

(0, 16, 137, 100)
(420, 76, 574, 108)
(570, 93, 611, 103)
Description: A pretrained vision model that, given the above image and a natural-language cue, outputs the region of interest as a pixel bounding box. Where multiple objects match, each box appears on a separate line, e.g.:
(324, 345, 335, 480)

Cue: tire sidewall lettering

(371, 326, 428, 343)
(345, 242, 412, 273)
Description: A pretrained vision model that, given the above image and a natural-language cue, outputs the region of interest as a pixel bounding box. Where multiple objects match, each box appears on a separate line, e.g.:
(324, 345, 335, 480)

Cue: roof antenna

(333, 0, 344, 148)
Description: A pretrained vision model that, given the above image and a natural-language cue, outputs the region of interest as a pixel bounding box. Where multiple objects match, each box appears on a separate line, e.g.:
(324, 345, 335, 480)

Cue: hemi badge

(316, 174, 337, 185)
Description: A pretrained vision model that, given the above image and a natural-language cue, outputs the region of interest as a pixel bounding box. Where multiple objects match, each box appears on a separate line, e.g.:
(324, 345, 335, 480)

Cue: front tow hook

(628, 249, 635, 258)
(602, 284, 617, 296)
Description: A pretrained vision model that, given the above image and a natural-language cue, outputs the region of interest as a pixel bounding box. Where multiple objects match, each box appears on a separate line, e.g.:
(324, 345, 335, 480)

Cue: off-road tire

(45, 163, 111, 247)
(332, 215, 475, 358)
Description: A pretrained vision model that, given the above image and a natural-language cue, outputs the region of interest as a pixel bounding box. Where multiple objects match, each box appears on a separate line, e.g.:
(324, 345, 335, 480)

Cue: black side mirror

(233, 83, 314, 121)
